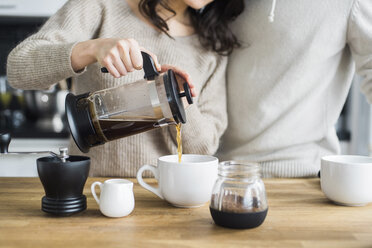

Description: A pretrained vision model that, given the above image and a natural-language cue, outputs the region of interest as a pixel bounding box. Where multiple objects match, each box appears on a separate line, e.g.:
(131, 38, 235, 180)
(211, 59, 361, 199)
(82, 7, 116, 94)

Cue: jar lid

(218, 161, 260, 178)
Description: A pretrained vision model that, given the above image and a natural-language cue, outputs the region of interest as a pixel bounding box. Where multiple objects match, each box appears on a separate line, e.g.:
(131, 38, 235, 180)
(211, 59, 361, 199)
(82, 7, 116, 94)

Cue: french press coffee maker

(65, 52, 193, 153)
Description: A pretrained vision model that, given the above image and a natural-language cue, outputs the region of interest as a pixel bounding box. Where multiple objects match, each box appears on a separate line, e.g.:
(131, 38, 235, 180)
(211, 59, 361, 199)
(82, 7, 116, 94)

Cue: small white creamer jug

(91, 179, 135, 217)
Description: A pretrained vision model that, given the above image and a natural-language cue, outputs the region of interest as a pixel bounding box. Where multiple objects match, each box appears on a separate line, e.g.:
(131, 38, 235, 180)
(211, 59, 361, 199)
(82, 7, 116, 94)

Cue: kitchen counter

(0, 138, 69, 177)
(1, 178, 372, 248)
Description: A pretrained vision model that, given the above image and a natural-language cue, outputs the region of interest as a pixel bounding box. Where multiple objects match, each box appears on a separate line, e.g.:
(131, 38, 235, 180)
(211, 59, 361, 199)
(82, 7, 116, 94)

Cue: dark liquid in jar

(98, 119, 157, 141)
(210, 207, 268, 229)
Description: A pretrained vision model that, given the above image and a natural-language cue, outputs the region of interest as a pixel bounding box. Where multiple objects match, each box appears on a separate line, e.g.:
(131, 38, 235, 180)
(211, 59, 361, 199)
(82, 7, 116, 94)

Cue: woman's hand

(95, 38, 161, 78)
(161, 64, 197, 107)
(71, 38, 161, 78)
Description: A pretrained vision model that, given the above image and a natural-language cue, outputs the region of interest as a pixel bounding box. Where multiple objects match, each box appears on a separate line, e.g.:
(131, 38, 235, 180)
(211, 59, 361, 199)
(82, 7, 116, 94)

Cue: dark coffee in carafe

(98, 119, 157, 141)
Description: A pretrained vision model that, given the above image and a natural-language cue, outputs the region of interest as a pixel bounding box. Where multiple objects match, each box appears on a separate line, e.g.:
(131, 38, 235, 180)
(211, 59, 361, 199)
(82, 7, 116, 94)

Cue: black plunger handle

(141, 51, 159, 80)
(0, 133, 11, 154)
(100, 67, 109, 73)
(179, 82, 193, 105)
(101, 52, 159, 80)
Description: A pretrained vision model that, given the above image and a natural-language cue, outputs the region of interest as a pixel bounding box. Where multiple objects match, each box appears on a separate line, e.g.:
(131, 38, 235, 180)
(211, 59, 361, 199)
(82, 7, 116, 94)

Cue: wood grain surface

(0, 177, 372, 248)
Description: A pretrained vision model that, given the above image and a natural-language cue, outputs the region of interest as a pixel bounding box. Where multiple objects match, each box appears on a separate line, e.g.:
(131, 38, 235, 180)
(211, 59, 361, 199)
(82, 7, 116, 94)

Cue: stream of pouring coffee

(176, 123, 182, 163)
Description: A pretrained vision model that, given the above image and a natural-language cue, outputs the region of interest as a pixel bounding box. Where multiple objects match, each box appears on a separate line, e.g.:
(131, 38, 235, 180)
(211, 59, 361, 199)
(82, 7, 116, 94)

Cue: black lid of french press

(65, 93, 104, 153)
(163, 70, 193, 124)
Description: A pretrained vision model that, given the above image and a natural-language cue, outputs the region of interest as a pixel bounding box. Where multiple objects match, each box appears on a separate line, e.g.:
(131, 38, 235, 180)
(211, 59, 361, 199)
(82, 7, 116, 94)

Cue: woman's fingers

(161, 64, 196, 97)
(190, 88, 196, 97)
(127, 39, 143, 70)
(161, 64, 194, 87)
(112, 55, 128, 76)
(102, 57, 121, 78)
(118, 40, 134, 72)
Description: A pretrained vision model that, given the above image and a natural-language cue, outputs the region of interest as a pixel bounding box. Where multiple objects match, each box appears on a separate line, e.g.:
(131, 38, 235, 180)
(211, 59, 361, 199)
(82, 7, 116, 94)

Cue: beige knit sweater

(218, 0, 372, 178)
(7, 0, 227, 177)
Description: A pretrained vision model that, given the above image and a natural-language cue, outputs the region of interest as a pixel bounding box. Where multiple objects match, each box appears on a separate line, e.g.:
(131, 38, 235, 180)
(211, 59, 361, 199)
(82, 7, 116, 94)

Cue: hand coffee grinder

(65, 52, 193, 153)
(0, 133, 90, 216)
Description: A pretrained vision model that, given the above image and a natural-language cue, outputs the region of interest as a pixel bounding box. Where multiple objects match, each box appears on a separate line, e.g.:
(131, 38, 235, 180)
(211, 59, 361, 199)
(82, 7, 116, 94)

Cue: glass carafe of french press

(65, 52, 193, 153)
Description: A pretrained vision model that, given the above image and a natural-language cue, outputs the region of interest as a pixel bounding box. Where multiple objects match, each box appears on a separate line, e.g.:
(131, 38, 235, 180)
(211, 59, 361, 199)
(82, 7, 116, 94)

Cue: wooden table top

(0, 177, 372, 248)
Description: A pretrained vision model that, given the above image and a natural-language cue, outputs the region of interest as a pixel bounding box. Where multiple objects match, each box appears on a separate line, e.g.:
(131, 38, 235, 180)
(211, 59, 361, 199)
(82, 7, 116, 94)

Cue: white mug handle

(91, 181, 102, 205)
(136, 164, 163, 199)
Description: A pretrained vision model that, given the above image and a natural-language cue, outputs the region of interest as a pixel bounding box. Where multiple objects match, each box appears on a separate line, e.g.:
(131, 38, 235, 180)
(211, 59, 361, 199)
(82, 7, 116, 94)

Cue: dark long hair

(138, 0, 245, 55)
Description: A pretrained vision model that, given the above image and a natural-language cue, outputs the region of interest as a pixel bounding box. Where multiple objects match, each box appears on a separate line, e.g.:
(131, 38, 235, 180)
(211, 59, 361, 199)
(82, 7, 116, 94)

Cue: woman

(7, 0, 244, 177)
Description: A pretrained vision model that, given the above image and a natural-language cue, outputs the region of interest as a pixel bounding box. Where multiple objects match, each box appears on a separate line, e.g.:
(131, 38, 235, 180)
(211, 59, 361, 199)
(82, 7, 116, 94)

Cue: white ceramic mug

(321, 155, 372, 206)
(137, 154, 218, 208)
(91, 179, 135, 217)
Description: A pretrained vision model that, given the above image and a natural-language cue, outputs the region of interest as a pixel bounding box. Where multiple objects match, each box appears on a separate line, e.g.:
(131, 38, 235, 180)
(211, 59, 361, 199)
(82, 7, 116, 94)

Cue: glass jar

(209, 161, 268, 229)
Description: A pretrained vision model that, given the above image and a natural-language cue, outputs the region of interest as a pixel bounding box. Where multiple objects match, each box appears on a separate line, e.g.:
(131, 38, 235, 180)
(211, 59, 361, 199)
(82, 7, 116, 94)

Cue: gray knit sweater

(7, 0, 227, 177)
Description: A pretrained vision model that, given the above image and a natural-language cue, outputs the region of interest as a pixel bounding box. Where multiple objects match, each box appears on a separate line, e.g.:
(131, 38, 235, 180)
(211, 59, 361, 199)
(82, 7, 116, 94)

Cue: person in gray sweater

(218, 0, 372, 178)
(7, 0, 244, 177)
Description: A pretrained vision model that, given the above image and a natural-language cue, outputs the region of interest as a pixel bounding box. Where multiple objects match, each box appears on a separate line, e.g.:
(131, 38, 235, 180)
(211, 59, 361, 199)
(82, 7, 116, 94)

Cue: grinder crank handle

(0, 132, 11, 154)
(101, 52, 159, 80)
